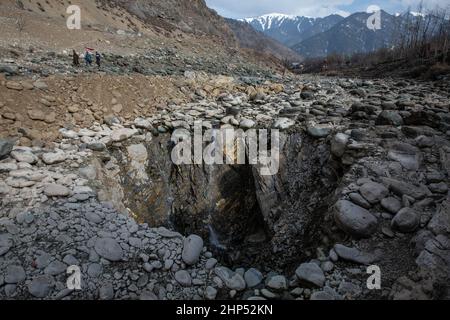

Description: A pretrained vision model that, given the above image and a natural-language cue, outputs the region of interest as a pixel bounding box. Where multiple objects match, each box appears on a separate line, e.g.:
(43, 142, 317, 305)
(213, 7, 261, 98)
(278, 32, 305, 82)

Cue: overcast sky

(205, 0, 450, 19)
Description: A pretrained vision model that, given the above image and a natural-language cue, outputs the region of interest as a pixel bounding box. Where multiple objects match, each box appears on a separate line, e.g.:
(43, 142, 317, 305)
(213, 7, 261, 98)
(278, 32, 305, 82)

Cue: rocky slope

(225, 18, 302, 62)
(99, 0, 237, 43)
(0, 0, 287, 75)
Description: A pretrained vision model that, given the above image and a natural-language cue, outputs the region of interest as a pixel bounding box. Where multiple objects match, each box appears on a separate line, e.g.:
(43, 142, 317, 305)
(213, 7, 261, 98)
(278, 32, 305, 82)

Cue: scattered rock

(44, 184, 71, 197)
(205, 286, 217, 300)
(334, 200, 378, 238)
(42, 152, 67, 165)
(28, 276, 54, 298)
(94, 238, 123, 262)
(99, 282, 114, 300)
(182, 235, 203, 265)
(10, 150, 38, 164)
(244, 268, 263, 288)
(5, 265, 26, 284)
(359, 182, 389, 204)
(295, 263, 325, 287)
(331, 133, 349, 157)
(307, 126, 331, 138)
(391, 208, 420, 233)
(333, 244, 375, 265)
(376, 110, 403, 126)
(110, 128, 138, 142)
(381, 197, 402, 214)
(174, 270, 192, 287)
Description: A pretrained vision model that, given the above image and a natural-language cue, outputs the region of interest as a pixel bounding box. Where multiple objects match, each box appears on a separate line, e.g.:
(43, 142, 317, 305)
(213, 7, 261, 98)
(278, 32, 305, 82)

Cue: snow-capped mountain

(242, 13, 344, 47)
(291, 10, 401, 58)
(243, 13, 298, 31)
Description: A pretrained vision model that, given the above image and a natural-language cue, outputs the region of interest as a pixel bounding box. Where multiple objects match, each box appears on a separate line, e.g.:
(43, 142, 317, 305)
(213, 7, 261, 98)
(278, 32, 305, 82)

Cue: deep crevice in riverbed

(116, 132, 345, 271)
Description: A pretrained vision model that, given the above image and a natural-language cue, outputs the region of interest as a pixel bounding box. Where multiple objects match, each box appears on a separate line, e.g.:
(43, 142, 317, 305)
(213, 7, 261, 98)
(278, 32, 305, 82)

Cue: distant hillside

(225, 18, 302, 62)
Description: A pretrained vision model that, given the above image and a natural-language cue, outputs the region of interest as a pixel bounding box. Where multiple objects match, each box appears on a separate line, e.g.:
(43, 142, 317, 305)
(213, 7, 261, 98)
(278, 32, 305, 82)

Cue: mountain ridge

(242, 13, 345, 48)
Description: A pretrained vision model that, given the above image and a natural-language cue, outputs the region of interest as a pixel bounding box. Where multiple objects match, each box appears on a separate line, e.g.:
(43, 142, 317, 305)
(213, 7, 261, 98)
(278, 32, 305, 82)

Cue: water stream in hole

(204, 156, 228, 251)
(208, 224, 227, 251)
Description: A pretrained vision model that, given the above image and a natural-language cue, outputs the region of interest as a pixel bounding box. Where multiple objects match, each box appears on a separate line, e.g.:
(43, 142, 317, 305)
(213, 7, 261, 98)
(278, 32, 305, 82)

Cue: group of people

(72, 49, 102, 68)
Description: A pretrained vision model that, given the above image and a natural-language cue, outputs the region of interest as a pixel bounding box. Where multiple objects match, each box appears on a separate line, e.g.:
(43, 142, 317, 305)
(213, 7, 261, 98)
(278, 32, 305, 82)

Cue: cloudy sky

(205, 0, 450, 19)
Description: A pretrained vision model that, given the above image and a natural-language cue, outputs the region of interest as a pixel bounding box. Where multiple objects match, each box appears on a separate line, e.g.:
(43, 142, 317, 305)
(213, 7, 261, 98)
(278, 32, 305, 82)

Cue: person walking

(72, 50, 79, 67)
(95, 51, 101, 69)
(84, 50, 92, 66)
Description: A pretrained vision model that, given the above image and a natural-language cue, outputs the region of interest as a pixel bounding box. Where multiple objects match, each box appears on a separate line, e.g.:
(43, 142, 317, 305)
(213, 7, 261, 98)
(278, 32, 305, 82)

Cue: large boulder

(391, 208, 420, 233)
(11, 149, 38, 164)
(295, 263, 325, 287)
(110, 128, 138, 142)
(28, 276, 54, 298)
(44, 184, 71, 197)
(182, 235, 203, 265)
(174, 270, 192, 287)
(376, 110, 404, 126)
(214, 267, 246, 291)
(333, 244, 375, 265)
(244, 268, 263, 288)
(359, 182, 389, 204)
(5, 265, 26, 283)
(387, 142, 422, 171)
(42, 152, 67, 165)
(331, 133, 349, 157)
(334, 200, 378, 238)
(382, 178, 431, 200)
(94, 238, 124, 262)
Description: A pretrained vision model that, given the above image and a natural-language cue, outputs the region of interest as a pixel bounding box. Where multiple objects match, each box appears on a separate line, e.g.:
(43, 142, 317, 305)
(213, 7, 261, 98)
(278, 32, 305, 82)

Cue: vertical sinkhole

(118, 133, 273, 267)
(118, 131, 344, 270)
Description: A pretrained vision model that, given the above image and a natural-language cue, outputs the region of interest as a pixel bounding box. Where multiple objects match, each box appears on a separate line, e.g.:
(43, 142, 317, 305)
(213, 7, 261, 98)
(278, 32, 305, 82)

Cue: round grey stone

(205, 286, 217, 300)
(359, 182, 389, 204)
(182, 234, 203, 265)
(295, 263, 325, 287)
(381, 197, 402, 214)
(44, 260, 67, 276)
(99, 282, 114, 300)
(28, 276, 54, 298)
(5, 265, 26, 284)
(266, 275, 287, 290)
(244, 268, 263, 288)
(391, 208, 420, 233)
(174, 270, 192, 287)
(334, 200, 378, 238)
(94, 238, 123, 262)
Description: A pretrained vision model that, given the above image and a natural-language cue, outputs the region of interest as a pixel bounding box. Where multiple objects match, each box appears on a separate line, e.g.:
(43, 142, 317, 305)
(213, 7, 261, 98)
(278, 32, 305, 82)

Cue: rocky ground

(1, 66, 449, 300)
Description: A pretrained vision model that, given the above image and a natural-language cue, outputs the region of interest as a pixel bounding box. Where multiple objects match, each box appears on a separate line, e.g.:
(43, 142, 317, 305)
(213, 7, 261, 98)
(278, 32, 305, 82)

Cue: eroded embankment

(103, 131, 346, 271)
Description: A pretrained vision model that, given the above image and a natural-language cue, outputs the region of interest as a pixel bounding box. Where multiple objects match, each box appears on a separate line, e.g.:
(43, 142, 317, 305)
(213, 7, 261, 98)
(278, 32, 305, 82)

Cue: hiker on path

(72, 50, 79, 67)
(85, 50, 92, 66)
(95, 51, 101, 68)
